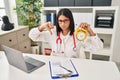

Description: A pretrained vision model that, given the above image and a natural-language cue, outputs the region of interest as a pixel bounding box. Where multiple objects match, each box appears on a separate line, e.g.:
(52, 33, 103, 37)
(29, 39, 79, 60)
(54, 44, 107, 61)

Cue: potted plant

(14, 0, 43, 30)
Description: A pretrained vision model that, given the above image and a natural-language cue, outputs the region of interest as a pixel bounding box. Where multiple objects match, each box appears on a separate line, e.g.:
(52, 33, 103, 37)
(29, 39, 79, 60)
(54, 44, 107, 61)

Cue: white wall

(112, 0, 120, 6)
(112, 0, 120, 62)
(111, 0, 120, 62)
(4, 0, 18, 27)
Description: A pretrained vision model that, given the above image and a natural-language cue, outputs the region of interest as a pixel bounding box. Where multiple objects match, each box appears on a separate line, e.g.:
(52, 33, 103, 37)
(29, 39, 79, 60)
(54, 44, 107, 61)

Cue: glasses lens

(58, 19, 69, 24)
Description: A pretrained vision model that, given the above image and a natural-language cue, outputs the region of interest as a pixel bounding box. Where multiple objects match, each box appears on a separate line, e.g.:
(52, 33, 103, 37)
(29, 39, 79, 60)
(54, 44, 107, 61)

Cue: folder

(46, 13, 51, 22)
(46, 13, 56, 26)
(49, 59, 79, 79)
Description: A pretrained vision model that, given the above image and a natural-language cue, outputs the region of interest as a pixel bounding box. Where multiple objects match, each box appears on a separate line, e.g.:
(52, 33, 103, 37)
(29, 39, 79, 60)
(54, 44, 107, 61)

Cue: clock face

(75, 28, 87, 41)
(77, 32, 85, 41)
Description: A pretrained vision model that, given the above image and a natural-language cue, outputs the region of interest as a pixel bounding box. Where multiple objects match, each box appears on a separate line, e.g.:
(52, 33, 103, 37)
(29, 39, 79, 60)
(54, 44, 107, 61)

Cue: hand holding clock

(75, 23, 96, 41)
(79, 23, 96, 36)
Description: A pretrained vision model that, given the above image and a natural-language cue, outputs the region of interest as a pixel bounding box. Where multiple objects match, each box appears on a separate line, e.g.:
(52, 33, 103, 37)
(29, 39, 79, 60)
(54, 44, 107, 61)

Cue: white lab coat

(29, 28, 103, 58)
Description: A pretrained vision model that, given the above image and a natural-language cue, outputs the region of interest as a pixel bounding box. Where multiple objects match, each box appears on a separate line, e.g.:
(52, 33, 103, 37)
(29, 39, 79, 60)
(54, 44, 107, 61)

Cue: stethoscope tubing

(56, 32, 77, 53)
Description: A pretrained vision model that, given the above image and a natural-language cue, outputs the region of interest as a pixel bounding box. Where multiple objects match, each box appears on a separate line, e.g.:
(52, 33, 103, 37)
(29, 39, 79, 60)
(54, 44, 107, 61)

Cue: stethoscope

(55, 32, 77, 54)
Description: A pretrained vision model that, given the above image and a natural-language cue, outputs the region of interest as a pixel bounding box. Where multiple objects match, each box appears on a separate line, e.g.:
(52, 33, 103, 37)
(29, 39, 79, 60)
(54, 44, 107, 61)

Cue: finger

(48, 22, 54, 35)
(84, 23, 88, 29)
(79, 23, 83, 28)
(80, 23, 89, 30)
(48, 22, 54, 29)
(47, 26, 53, 35)
(81, 23, 85, 29)
(85, 23, 90, 28)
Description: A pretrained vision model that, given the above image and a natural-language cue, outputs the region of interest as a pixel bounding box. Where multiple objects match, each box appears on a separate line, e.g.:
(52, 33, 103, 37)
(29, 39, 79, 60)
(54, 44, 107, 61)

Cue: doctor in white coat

(29, 8, 103, 58)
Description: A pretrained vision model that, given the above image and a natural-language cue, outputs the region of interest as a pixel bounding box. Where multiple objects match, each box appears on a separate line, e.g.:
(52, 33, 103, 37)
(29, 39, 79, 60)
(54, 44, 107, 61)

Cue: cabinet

(0, 26, 31, 53)
(44, 0, 59, 7)
(91, 7, 119, 61)
(75, 0, 92, 6)
(93, 0, 112, 6)
(44, 0, 112, 6)
(59, 0, 74, 6)
(41, 6, 120, 62)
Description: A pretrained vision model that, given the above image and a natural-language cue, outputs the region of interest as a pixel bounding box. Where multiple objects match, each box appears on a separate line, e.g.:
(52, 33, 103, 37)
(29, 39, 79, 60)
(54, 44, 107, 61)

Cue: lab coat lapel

(60, 32, 71, 53)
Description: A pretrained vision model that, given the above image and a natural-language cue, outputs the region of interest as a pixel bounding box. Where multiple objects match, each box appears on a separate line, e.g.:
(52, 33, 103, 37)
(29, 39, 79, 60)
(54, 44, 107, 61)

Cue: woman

(29, 8, 103, 58)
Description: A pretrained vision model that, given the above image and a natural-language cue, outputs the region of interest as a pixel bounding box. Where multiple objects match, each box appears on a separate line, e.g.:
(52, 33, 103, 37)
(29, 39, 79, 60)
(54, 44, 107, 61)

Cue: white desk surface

(0, 51, 120, 80)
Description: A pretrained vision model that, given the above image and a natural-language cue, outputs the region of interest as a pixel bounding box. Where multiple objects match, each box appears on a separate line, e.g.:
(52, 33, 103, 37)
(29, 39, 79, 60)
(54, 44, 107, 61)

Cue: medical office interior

(0, 0, 120, 74)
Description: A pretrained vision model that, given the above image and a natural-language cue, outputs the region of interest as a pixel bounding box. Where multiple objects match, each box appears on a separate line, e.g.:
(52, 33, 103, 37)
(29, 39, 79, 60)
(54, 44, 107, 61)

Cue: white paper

(49, 59, 78, 77)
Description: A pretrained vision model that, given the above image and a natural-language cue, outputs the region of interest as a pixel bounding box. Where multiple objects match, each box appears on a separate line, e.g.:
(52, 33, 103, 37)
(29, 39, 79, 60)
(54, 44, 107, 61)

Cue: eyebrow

(58, 19, 69, 20)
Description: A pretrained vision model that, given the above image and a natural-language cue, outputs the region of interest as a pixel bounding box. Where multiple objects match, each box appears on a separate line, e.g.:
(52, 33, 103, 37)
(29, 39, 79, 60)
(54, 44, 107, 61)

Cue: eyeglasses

(58, 19, 70, 24)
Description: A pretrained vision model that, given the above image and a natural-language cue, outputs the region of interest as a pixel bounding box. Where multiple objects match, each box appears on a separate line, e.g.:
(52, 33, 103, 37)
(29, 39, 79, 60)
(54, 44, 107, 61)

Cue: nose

(61, 22, 65, 25)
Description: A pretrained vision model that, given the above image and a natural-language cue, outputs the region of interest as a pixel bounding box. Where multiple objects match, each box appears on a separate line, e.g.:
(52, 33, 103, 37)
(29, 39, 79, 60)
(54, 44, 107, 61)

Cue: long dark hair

(56, 8, 75, 36)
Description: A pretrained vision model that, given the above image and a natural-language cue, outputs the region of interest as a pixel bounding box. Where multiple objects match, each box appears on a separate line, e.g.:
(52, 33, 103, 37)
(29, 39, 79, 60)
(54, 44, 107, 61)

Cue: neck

(62, 30, 69, 36)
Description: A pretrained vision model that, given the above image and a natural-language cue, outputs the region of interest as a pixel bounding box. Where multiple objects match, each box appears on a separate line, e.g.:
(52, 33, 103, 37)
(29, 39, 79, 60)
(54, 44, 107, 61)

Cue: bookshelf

(91, 7, 119, 61)
(41, 6, 120, 62)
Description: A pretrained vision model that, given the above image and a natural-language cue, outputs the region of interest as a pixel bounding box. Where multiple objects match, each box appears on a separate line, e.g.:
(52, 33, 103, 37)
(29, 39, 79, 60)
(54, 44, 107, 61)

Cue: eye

(58, 19, 70, 24)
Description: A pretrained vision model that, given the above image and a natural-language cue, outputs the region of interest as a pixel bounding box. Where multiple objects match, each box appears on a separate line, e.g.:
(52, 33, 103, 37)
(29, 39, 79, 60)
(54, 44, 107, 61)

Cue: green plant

(14, 0, 43, 30)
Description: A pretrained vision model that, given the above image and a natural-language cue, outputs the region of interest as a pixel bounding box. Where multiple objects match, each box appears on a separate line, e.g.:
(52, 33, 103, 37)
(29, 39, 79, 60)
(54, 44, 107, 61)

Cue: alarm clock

(75, 28, 87, 41)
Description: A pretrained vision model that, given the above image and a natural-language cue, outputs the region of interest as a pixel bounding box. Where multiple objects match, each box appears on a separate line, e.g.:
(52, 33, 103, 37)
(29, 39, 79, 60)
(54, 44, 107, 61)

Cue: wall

(111, 0, 120, 62)
(112, 0, 120, 6)
(4, 0, 18, 27)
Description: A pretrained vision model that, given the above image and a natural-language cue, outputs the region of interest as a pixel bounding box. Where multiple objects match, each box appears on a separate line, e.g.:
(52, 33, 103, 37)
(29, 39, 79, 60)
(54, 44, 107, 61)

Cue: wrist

(38, 26, 43, 32)
(88, 29, 96, 36)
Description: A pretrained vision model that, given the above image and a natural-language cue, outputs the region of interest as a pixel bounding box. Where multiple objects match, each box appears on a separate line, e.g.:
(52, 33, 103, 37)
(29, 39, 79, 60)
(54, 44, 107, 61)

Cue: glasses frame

(58, 19, 70, 24)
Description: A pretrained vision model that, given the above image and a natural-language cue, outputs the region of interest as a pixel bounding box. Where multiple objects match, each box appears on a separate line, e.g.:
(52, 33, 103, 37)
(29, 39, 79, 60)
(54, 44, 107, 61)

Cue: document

(49, 59, 79, 79)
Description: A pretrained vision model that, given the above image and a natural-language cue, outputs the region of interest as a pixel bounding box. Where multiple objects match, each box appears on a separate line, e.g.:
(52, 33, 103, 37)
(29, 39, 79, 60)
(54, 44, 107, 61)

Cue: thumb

(48, 28, 52, 35)
(48, 22, 54, 35)
(48, 22, 54, 29)
(46, 26, 52, 35)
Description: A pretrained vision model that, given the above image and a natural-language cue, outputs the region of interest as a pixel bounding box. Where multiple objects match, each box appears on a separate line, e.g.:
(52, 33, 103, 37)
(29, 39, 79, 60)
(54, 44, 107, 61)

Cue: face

(58, 15, 70, 32)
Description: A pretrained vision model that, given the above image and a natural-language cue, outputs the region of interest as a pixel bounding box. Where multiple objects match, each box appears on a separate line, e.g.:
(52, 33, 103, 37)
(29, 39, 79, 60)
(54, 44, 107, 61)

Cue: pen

(59, 65, 73, 73)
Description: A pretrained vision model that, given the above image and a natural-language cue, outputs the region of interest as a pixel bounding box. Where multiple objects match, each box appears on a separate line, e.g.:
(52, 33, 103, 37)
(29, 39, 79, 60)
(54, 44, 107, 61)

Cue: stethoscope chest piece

(73, 47, 77, 52)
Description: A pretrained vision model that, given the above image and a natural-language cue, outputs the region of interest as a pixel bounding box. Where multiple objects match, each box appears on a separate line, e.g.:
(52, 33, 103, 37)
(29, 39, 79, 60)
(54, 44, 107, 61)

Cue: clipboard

(49, 59, 79, 79)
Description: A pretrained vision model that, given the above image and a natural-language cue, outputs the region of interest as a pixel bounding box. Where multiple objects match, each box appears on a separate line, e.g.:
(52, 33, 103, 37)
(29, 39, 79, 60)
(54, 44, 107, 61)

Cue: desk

(0, 51, 120, 80)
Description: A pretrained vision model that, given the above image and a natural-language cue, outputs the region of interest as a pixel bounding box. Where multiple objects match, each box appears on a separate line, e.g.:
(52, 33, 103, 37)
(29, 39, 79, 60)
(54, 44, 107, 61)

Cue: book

(53, 13, 56, 26)
(46, 13, 51, 22)
(49, 59, 79, 79)
(46, 13, 56, 26)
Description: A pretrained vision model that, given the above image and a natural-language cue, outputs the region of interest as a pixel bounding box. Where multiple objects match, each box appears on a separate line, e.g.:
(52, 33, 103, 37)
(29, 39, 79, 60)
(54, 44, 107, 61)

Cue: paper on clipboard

(49, 59, 79, 79)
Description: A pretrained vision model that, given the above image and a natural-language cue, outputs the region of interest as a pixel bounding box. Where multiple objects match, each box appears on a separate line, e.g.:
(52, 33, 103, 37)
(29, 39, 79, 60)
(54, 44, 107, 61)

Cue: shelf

(95, 48, 111, 54)
(93, 6, 118, 10)
(43, 7, 58, 10)
(92, 28, 113, 34)
(103, 45, 111, 49)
